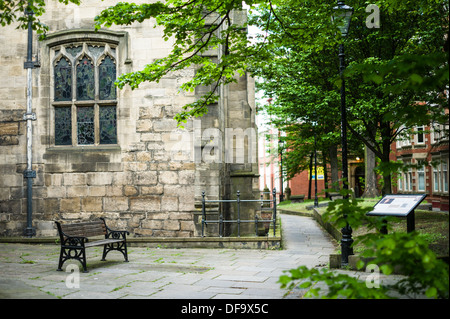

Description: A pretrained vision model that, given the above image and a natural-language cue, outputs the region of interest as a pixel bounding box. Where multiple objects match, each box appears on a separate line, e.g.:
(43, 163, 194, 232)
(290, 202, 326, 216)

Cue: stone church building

(0, 1, 259, 238)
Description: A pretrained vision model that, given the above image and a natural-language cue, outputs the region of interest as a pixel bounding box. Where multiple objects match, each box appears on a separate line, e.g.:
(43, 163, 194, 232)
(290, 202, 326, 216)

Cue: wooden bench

(290, 195, 305, 203)
(55, 218, 129, 272)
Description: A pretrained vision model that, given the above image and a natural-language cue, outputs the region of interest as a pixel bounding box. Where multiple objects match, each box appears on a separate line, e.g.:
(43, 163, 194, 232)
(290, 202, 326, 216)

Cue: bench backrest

(57, 220, 106, 238)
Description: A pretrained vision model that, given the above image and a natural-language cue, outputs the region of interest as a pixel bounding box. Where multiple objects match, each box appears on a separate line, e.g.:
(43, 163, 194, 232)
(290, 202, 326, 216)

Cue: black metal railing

(201, 188, 277, 237)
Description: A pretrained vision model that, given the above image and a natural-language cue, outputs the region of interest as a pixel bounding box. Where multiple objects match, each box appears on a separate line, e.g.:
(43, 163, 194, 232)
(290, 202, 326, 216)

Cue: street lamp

(332, 0, 353, 266)
(312, 120, 318, 208)
(331, 1, 353, 37)
(278, 137, 284, 202)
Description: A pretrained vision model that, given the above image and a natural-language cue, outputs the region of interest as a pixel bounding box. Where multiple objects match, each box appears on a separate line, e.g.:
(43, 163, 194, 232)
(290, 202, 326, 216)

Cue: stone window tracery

(52, 43, 117, 146)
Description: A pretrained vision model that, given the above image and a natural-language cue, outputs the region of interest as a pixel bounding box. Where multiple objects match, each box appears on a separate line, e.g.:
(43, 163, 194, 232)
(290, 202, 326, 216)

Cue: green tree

(342, 1, 448, 193)
(249, 0, 448, 194)
(252, 42, 339, 190)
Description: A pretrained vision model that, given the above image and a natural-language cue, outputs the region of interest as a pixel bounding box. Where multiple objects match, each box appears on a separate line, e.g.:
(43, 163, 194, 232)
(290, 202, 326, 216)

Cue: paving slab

(0, 213, 426, 303)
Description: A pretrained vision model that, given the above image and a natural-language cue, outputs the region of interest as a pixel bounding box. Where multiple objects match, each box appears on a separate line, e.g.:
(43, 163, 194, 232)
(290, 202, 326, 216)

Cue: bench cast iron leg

(80, 249, 88, 273)
(123, 243, 129, 262)
(57, 247, 89, 272)
(102, 242, 129, 262)
(57, 247, 64, 271)
(101, 245, 107, 261)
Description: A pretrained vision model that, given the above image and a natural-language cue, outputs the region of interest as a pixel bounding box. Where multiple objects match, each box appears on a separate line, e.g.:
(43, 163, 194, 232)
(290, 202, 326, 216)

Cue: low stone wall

(0, 235, 282, 249)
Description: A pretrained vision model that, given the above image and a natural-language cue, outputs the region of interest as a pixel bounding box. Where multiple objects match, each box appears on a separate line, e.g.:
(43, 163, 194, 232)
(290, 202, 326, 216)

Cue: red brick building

(288, 167, 326, 199)
(287, 158, 364, 199)
(258, 105, 448, 209)
(391, 118, 449, 211)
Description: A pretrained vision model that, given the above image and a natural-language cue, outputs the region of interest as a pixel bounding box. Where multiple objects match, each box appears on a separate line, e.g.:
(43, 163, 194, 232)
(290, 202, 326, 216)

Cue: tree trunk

(329, 144, 340, 191)
(380, 124, 393, 196)
(362, 145, 379, 198)
(382, 172, 392, 196)
(322, 152, 329, 198)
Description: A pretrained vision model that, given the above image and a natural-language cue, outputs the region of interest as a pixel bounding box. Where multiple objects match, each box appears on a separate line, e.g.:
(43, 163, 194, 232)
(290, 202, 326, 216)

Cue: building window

(77, 106, 95, 145)
(433, 163, 440, 192)
(430, 119, 449, 145)
(443, 160, 449, 193)
(416, 126, 424, 144)
(403, 164, 412, 191)
(432, 158, 449, 194)
(54, 57, 72, 101)
(396, 126, 412, 148)
(417, 165, 425, 191)
(52, 43, 117, 146)
(431, 122, 440, 144)
(54, 106, 72, 145)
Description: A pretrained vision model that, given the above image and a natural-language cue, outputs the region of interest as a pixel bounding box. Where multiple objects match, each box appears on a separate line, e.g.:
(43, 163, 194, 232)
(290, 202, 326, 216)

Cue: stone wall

(0, 1, 257, 237)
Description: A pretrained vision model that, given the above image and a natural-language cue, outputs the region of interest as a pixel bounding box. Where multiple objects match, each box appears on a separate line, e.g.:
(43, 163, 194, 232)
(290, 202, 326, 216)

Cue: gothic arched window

(52, 43, 117, 146)
(54, 57, 72, 102)
(99, 55, 117, 100)
(76, 55, 95, 101)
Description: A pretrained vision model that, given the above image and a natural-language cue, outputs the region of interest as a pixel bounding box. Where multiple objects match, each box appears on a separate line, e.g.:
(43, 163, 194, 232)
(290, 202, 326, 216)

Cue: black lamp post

(312, 120, 318, 208)
(278, 138, 284, 202)
(332, 0, 353, 266)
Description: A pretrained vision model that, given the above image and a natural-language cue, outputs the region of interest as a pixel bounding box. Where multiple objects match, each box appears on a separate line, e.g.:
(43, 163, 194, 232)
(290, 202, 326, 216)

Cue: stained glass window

(54, 58, 72, 101)
(66, 46, 82, 58)
(53, 43, 118, 146)
(99, 56, 117, 100)
(55, 106, 72, 145)
(76, 56, 95, 100)
(100, 106, 117, 144)
(77, 107, 95, 145)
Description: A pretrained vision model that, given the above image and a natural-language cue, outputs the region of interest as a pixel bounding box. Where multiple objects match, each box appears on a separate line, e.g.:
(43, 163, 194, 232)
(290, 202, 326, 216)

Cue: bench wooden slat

(85, 238, 124, 248)
(60, 221, 105, 237)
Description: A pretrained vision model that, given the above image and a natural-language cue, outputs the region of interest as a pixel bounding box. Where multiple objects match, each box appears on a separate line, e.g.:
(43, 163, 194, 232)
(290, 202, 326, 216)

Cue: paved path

(0, 214, 338, 299)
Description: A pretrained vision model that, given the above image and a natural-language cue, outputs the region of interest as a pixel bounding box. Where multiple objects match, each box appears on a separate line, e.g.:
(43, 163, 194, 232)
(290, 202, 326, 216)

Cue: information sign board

(366, 194, 427, 233)
(366, 194, 427, 217)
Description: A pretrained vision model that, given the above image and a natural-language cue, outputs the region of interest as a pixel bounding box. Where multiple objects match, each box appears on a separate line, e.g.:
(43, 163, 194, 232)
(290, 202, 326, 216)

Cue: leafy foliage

(279, 190, 449, 299)
(359, 231, 449, 299)
(95, 0, 254, 126)
(253, 0, 448, 193)
(0, 0, 80, 37)
(279, 265, 391, 299)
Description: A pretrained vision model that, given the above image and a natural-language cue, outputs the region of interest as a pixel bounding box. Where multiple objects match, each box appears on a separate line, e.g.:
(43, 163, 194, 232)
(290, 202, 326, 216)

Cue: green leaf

(425, 287, 437, 298)
(356, 260, 366, 270)
(404, 240, 416, 248)
(278, 275, 291, 288)
(380, 264, 393, 275)
(371, 74, 383, 85)
(409, 73, 423, 84)
(299, 281, 312, 289)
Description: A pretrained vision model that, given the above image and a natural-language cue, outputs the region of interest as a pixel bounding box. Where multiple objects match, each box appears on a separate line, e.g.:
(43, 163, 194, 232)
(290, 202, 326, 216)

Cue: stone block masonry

(0, 1, 258, 238)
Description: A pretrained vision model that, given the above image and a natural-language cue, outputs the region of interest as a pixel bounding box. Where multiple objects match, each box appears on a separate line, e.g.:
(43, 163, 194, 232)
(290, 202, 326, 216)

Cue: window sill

(46, 145, 121, 153)
(432, 191, 449, 196)
(397, 190, 428, 194)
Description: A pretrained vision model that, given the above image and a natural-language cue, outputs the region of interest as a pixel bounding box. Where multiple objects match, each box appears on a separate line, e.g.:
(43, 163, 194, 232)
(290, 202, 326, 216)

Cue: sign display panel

(366, 194, 427, 217)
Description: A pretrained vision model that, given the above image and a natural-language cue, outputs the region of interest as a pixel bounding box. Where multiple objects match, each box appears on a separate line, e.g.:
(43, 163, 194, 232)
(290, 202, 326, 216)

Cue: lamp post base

(341, 223, 353, 266)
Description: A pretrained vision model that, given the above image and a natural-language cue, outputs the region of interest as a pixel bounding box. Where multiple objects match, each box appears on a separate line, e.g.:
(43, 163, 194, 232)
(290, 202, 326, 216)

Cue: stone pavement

(0, 213, 419, 301)
(0, 214, 336, 299)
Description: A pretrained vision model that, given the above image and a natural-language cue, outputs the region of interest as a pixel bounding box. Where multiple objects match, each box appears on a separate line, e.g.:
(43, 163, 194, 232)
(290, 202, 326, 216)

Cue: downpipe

(23, 7, 38, 237)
